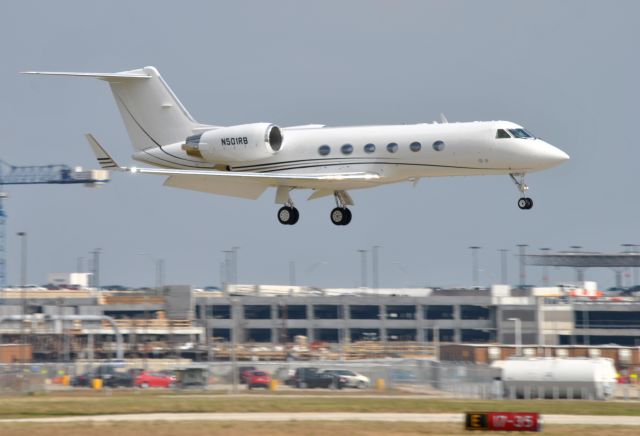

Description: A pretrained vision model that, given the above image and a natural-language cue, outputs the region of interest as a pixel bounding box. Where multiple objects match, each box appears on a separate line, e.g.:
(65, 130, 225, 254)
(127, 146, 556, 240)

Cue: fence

(1, 359, 639, 401)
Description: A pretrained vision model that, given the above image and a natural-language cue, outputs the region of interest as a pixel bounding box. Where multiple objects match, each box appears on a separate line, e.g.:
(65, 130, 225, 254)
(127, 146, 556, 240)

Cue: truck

(491, 357, 617, 400)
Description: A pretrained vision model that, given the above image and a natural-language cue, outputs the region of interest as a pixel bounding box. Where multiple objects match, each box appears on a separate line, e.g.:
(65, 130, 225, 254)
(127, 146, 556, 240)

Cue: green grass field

(2, 421, 640, 436)
(0, 391, 638, 419)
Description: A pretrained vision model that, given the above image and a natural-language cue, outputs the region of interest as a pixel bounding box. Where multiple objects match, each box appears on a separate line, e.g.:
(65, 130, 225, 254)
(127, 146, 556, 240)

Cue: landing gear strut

(276, 186, 299, 225)
(510, 173, 533, 210)
(331, 191, 353, 226)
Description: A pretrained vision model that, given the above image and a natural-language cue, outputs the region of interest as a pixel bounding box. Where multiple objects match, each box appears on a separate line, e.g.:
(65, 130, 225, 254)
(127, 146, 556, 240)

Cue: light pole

(372, 245, 381, 291)
(222, 250, 233, 289)
(138, 253, 165, 291)
(508, 317, 522, 356)
(498, 249, 508, 285)
(91, 248, 101, 289)
(357, 249, 368, 288)
(540, 248, 551, 286)
(17, 232, 27, 288)
(516, 244, 528, 288)
(469, 246, 481, 287)
(230, 297, 239, 394)
(17, 232, 27, 364)
(231, 246, 239, 284)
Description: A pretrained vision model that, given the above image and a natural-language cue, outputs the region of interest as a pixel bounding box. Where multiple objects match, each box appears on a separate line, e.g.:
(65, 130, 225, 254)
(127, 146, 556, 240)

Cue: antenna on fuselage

(440, 113, 449, 124)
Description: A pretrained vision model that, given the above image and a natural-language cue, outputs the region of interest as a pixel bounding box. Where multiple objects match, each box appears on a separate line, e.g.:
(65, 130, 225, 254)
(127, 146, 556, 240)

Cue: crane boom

(0, 159, 109, 287)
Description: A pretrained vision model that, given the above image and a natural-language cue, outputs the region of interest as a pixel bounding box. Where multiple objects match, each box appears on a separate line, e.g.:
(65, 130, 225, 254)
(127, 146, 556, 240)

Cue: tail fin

(25, 66, 207, 151)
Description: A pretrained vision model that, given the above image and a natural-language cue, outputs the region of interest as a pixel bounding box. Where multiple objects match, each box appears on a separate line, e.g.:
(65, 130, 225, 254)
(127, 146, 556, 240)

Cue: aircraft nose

(537, 141, 570, 168)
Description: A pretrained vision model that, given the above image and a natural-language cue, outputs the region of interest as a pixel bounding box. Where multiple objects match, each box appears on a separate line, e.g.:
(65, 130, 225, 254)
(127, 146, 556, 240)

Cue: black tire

(289, 207, 300, 224)
(342, 208, 352, 225)
(517, 198, 528, 210)
(525, 198, 534, 209)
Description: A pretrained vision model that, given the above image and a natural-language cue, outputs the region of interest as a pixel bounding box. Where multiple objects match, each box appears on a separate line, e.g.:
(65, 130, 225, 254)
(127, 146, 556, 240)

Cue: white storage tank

(491, 357, 617, 400)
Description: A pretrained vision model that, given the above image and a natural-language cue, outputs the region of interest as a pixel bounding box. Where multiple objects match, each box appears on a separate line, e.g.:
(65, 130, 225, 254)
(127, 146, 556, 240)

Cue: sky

(0, 0, 638, 289)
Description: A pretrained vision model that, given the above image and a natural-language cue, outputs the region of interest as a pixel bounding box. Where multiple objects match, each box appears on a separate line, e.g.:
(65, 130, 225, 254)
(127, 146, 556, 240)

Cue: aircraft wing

(86, 134, 380, 199)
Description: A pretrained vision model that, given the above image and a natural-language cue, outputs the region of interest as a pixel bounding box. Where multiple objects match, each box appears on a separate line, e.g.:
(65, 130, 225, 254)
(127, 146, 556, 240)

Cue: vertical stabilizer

(106, 66, 198, 150)
(24, 66, 206, 151)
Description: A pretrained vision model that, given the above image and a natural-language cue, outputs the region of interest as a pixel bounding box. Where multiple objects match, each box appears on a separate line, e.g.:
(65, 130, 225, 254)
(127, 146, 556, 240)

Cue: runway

(2, 413, 640, 425)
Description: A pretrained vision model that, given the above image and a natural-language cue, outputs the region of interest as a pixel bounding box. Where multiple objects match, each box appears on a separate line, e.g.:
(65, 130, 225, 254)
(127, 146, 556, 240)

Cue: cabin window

(364, 143, 376, 153)
(409, 141, 422, 152)
(341, 144, 354, 155)
(433, 140, 445, 151)
(387, 142, 399, 153)
(318, 145, 331, 156)
(496, 129, 511, 139)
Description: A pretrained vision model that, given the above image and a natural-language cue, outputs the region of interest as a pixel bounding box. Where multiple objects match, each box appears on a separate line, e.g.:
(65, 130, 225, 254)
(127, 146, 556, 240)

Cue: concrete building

(0, 284, 639, 361)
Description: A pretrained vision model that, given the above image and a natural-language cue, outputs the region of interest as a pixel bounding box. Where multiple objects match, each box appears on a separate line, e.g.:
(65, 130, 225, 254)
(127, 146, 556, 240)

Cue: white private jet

(25, 66, 569, 226)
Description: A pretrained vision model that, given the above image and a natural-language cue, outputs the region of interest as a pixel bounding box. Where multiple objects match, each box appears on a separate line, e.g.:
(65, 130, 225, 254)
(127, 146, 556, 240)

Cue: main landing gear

(330, 190, 353, 226)
(277, 205, 299, 225)
(275, 188, 355, 226)
(510, 173, 533, 210)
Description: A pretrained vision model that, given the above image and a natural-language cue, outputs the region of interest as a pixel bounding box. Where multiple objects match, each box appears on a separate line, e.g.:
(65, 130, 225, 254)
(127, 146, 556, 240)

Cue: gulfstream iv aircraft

(26, 66, 569, 225)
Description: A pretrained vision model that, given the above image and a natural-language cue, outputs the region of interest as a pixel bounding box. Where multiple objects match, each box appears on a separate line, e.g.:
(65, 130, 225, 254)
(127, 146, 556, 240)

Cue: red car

(135, 371, 175, 388)
(247, 370, 272, 389)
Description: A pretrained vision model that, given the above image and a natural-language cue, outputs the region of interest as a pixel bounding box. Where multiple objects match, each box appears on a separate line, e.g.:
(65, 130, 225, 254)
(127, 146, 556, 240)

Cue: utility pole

(498, 249, 508, 284)
(516, 244, 528, 288)
(469, 246, 481, 287)
(357, 249, 368, 288)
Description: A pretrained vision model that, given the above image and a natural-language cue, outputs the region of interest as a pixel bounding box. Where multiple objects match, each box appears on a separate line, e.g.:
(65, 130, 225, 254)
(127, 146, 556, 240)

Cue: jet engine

(183, 123, 283, 164)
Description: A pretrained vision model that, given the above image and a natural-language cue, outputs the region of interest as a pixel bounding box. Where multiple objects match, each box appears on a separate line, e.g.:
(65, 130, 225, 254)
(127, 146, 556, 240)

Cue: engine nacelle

(183, 123, 283, 165)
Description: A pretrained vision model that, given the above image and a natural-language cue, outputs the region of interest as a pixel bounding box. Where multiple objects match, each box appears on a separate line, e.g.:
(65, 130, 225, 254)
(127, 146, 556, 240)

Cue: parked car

(135, 370, 176, 388)
(287, 367, 346, 389)
(247, 370, 272, 389)
(321, 369, 370, 388)
(239, 365, 257, 384)
(72, 365, 134, 388)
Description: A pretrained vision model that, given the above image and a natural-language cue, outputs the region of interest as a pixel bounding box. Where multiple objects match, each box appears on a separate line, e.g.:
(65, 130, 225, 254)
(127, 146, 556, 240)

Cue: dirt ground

(1, 421, 640, 436)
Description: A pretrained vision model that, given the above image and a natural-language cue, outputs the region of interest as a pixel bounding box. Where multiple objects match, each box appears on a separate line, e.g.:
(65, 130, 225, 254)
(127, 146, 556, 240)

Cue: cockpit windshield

(496, 129, 511, 139)
(509, 128, 534, 139)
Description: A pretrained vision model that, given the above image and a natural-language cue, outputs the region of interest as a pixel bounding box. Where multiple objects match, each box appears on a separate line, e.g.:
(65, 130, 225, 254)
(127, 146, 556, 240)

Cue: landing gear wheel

(330, 207, 352, 225)
(517, 197, 534, 210)
(517, 198, 528, 210)
(278, 206, 299, 225)
(525, 198, 533, 209)
(342, 208, 352, 225)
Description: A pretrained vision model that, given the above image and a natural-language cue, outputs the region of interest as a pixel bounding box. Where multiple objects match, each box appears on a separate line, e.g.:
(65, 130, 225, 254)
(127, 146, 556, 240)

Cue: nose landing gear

(510, 173, 533, 210)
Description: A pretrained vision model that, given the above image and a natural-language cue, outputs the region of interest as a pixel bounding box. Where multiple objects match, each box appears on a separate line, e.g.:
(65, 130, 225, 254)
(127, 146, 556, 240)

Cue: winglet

(85, 134, 121, 170)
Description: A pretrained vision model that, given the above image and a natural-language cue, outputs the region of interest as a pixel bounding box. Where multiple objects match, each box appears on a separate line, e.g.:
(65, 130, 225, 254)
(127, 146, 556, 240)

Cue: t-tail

(23, 66, 213, 151)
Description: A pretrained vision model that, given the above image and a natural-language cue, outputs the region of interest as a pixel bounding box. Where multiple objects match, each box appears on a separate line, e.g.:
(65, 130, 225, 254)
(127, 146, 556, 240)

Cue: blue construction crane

(0, 159, 109, 287)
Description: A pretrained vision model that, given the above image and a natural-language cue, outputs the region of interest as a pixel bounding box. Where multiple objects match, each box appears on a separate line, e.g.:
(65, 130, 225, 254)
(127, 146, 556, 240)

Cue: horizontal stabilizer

(22, 71, 150, 81)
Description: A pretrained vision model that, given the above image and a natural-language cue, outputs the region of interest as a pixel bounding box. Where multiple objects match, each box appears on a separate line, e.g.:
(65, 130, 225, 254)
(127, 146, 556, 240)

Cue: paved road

(2, 413, 640, 425)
